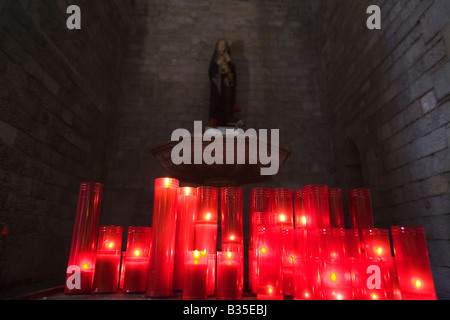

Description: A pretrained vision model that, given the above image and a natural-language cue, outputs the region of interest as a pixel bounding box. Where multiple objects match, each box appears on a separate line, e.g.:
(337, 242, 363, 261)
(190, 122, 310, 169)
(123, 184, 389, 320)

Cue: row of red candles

(64, 179, 437, 300)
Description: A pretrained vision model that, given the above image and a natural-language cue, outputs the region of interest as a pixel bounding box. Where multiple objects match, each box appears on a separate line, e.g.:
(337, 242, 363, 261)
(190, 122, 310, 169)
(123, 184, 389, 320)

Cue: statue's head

(215, 38, 230, 55)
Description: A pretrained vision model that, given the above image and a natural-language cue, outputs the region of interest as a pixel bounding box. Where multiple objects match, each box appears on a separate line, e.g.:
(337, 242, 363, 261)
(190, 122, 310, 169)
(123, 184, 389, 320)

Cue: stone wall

(0, 0, 133, 297)
(314, 0, 450, 299)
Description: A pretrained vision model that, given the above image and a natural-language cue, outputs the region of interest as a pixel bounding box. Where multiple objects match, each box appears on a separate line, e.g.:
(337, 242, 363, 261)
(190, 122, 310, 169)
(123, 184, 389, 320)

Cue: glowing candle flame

(107, 241, 114, 249)
(372, 294, 378, 300)
(330, 272, 337, 282)
(279, 214, 286, 222)
(375, 247, 383, 256)
(164, 178, 171, 188)
(227, 252, 233, 259)
(261, 247, 267, 254)
(414, 279, 422, 288)
(134, 249, 141, 257)
(184, 187, 191, 196)
(204, 213, 212, 221)
(301, 216, 307, 226)
(193, 250, 200, 258)
(82, 263, 89, 270)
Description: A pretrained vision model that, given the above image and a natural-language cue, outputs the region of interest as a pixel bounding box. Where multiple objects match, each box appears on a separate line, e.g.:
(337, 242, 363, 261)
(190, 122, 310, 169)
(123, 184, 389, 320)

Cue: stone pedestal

(151, 128, 291, 187)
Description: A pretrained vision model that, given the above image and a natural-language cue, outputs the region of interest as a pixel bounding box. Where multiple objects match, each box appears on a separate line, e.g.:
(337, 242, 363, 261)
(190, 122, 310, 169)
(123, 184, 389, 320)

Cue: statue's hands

(217, 56, 226, 66)
(223, 53, 231, 63)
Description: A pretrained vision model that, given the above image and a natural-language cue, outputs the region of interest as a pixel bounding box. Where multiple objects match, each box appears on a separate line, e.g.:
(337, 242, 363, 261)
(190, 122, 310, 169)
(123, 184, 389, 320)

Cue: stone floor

(15, 286, 273, 300)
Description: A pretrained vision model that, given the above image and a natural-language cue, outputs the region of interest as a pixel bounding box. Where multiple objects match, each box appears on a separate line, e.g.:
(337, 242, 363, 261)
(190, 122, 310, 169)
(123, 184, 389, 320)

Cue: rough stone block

(433, 62, 450, 101)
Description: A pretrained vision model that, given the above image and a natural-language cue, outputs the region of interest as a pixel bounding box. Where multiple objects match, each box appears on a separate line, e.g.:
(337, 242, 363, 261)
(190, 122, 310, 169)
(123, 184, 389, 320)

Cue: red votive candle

(348, 188, 374, 229)
(207, 253, 216, 296)
(174, 187, 198, 291)
(65, 182, 103, 295)
(382, 257, 402, 300)
(294, 189, 306, 228)
(217, 251, 243, 300)
(307, 228, 346, 260)
(182, 251, 208, 300)
(195, 221, 218, 253)
(256, 227, 283, 300)
(147, 177, 179, 298)
(252, 212, 277, 294)
(391, 226, 437, 300)
(221, 187, 244, 248)
(293, 257, 322, 300)
(197, 186, 218, 223)
(195, 186, 218, 254)
(345, 229, 362, 259)
(292, 256, 307, 300)
(93, 226, 123, 293)
(221, 187, 244, 295)
(273, 188, 294, 228)
(361, 229, 391, 259)
(249, 188, 273, 291)
(328, 188, 345, 228)
(281, 227, 296, 296)
(123, 226, 152, 293)
(355, 258, 386, 300)
(320, 259, 353, 300)
(250, 188, 274, 249)
(302, 185, 330, 229)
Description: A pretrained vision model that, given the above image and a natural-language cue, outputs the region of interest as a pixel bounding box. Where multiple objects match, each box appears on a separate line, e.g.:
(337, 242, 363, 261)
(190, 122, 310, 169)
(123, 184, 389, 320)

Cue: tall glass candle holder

(123, 226, 152, 293)
(382, 257, 402, 300)
(221, 187, 244, 247)
(249, 188, 273, 292)
(256, 227, 283, 300)
(303, 185, 330, 229)
(197, 186, 218, 223)
(273, 188, 293, 228)
(355, 258, 387, 300)
(207, 253, 216, 296)
(174, 187, 198, 291)
(182, 251, 208, 300)
(328, 188, 345, 228)
(217, 251, 243, 300)
(249, 188, 273, 250)
(92, 226, 123, 293)
(65, 182, 103, 295)
(307, 228, 346, 260)
(294, 189, 306, 228)
(320, 259, 353, 300)
(348, 188, 374, 229)
(361, 229, 391, 259)
(293, 257, 322, 300)
(281, 227, 296, 296)
(147, 177, 179, 298)
(292, 256, 307, 300)
(252, 212, 277, 294)
(195, 186, 218, 254)
(345, 229, 362, 259)
(195, 222, 218, 253)
(391, 226, 437, 300)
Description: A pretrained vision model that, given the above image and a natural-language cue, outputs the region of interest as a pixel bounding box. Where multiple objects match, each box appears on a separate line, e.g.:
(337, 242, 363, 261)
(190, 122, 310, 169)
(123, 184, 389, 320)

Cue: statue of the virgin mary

(208, 39, 237, 128)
